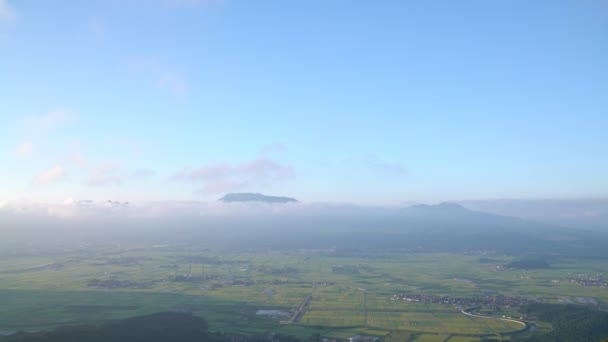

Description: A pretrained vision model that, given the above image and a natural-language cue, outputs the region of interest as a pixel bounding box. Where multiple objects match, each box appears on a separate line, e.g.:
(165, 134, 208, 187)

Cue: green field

(0, 245, 606, 340)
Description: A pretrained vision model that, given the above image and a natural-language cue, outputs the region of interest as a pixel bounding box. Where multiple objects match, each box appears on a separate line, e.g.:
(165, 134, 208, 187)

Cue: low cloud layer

(2, 198, 608, 233)
(0, 198, 381, 219)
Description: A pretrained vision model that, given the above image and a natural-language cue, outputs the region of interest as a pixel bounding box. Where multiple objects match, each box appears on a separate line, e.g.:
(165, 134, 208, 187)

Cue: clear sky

(1, 0, 607, 205)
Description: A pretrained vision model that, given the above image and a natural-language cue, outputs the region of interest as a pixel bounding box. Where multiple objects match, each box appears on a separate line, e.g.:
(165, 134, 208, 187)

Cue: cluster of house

(87, 278, 151, 289)
(568, 274, 608, 288)
(348, 336, 378, 342)
(392, 293, 531, 308)
(174, 273, 293, 287)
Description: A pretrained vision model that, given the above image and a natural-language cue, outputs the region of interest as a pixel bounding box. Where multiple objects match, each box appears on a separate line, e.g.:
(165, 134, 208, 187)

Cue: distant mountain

(399, 202, 535, 231)
(459, 198, 608, 231)
(218, 193, 298, 204)
(391, 202, 585, 255)
(401, 202, 505, 218)
(402, 202, 471, 216)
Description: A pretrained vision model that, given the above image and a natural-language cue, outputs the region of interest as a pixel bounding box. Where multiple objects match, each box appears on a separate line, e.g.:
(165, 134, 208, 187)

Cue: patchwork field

(0, 245, 606, 340)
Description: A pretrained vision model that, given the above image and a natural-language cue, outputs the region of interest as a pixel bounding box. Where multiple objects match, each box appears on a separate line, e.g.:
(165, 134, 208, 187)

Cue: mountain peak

(436, 202, 467, 210)
(218, 193, 298, 204)
(399, 202, 530, 231)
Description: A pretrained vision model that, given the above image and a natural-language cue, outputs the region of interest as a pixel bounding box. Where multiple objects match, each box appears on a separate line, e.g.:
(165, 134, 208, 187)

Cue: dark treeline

(1, 313, 320, 342)
(514, 304, 608, 342)
(505, 258, 551, 270)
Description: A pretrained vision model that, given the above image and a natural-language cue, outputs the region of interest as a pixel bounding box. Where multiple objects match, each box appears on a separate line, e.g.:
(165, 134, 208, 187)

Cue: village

(392, 293, 532, 309)
(568, 274, 608, 288)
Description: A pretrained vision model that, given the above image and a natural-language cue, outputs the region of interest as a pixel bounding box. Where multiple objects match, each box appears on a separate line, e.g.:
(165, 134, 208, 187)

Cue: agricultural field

(0, 244, 606, 340)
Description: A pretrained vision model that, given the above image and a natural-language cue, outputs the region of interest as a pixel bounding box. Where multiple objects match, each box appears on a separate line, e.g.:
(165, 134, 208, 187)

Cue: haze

(1, 1, 608, 342)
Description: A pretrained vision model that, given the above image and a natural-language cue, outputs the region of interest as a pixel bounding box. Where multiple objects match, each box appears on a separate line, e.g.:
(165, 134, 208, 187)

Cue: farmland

(1, 243, 607, 341)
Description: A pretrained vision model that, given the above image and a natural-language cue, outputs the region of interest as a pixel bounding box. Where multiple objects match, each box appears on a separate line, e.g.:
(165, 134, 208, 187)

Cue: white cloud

(365, 155, 407, 176)
(88, 162, 122, 186)
(129, 168, 155, 179)
(129, 58, 188, 97)
(261, 142, 287, 156)
(158, 70, 187, 97)
(0, 0, 16, 25)
(0, 0, 16, 46)
(173, 157, 295, 194)
(341, 155, 407, 177)
(26, 109, 77, 132)
(62, 141, 87, 166)
(67, 151, 87, 166)
(15, 141, 34, 156)
(87, 163, 155, 186)
(33, 166, 66, 185)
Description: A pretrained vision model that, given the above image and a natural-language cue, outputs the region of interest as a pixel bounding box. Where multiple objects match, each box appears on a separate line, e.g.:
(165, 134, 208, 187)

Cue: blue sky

(1, 0, 607, 205)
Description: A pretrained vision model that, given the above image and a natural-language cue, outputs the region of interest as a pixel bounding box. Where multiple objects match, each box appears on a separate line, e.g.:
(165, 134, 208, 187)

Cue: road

(461, 307, 531, 336)
(289, 290, 315, 324)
